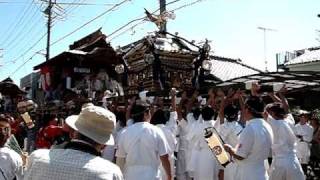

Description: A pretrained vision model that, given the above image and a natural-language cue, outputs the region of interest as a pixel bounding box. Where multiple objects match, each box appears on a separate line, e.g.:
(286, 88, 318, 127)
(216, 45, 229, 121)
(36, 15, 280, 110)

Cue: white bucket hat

(66, 104, 116, 145)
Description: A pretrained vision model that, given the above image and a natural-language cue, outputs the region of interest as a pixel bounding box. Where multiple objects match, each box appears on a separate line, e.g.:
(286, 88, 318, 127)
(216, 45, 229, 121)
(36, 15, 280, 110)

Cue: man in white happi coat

(185, 108, 202, 177)
(295, 112, 314, 174)
(218, 104, 243, 180)
(150, 89, 178, 179)
(116, 104, 172, 180)
(189, 106, 224, 180)
(265, 103, 305, 180)
(224, 96, 273, 180)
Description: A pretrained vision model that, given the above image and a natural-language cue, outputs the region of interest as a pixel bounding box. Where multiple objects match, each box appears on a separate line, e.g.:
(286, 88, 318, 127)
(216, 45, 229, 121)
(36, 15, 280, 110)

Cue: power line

(171, 0, 207, 12)
(50, 0, 130, 46)
(2, 0, 89, 63)
(9, 33, 47, 64)
(108, 0, 208, 41)
(9, 52, 38, 77)
(5, 5, 44, 51)
(107, 0, 183, 39)
(2, 1, 39, 48)
(62, 0, 85, 20)
(7, 0, 208, 76)
(0, 0, 34, 45)
(109, 20, 147, 41)
(6, 0, 131, 75)
(0, 1, 115, 6)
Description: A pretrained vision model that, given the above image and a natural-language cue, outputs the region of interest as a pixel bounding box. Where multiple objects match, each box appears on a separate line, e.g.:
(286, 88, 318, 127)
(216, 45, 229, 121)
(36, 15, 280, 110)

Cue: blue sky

(0, 0, 319, 84)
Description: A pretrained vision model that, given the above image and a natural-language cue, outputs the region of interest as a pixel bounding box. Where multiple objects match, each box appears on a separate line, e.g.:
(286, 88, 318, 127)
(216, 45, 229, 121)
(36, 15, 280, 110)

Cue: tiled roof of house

(285, 49, 320, 66)
(209, 56, 262, 81)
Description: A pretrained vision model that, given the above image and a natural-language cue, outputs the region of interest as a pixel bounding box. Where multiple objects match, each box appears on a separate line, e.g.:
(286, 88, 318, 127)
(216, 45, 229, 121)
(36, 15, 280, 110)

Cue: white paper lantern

(115, 64, 125, 74)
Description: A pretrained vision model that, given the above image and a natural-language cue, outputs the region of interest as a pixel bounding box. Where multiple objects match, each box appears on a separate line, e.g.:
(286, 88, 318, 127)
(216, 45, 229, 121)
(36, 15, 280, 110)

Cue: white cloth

(285, 113, 295, 130)
(176, 118, 189, 179)
(295, 123, 313, 164)
(24, 149, 123, 180)
(269, 157, 305, 180)
(219, 121, 243, 148)
(189, 120, 222, 180)
(157, 111, 178, 179)
(235, 118, 273, 180)
(267, 118, 304, 180)
(185, 117, 201, 174)
(103, 123, 127, 162)
(116, 122, 170, 180)
(218, 121, 243, 180)
(0, 147, 23, 180)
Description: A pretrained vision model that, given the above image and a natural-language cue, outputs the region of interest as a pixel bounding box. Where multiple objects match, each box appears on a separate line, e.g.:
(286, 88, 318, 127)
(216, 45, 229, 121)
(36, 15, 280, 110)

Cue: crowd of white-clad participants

(1, 82, 320, 180)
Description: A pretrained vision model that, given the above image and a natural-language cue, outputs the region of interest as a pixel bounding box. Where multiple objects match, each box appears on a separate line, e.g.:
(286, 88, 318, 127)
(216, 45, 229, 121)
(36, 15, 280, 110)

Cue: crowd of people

(0, 83, 320, 180)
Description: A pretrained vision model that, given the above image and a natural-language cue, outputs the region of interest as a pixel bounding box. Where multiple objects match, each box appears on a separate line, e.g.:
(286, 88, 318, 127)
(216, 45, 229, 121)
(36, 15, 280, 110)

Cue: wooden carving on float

(122, 34, 198, 95)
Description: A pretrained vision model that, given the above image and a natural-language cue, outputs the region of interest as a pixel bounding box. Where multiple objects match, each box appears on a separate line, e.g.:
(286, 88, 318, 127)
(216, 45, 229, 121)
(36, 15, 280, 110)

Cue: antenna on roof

(257, 26, 277, 72)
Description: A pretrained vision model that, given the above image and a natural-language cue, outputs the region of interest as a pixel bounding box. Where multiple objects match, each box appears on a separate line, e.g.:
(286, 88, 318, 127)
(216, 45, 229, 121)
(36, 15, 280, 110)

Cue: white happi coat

(268, 117, 305, 180)
(157, 111, 178, 179)
(235, 118, 273, 180)
(176, 118, 190, 180)
(185, 113, 201, 175)
(189, 120, 222, 180)
(116, 122, 170, 180)
(218, 120, 243, 180)
(285, 113, 295, 130)
(295, 122, 314, 164)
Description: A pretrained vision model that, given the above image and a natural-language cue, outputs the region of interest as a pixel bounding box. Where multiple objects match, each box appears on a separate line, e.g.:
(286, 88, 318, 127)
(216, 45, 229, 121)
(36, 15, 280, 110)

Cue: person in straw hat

(24, 103, 123, 180)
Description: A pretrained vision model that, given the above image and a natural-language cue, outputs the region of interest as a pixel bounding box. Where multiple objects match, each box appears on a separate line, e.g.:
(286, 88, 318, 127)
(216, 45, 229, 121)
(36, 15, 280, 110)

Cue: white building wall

(287, 61, 320, 71)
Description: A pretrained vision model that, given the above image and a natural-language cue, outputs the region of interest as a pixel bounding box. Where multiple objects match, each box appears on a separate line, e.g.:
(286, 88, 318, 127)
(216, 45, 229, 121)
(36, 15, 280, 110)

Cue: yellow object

(21, 112, 34, 129)
(205, 127, 230, 167)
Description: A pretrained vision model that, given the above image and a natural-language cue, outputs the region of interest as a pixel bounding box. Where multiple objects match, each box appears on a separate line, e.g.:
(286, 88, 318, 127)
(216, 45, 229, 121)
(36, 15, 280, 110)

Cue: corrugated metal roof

(285, 49, 320, 66)
(209, 56, 261, 81)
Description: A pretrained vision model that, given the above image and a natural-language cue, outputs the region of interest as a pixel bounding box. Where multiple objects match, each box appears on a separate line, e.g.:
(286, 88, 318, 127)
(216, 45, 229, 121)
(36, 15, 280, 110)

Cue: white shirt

(177, 118, 189, 151)
(190, 120, 222, 180)
(284, 113, 295, 130)
(268, 118, 296, 158)
(218, 121, 243, 147)
(24, 149, 123, 180)
(0, 147, 23, 180)
(157, 112, 178, 154)
(157, 112, 178, 179)
(294, 122, 313, 164)
(295, 123, 313, 143)
(235, 118, 273, 180)
(116, 122, 170, 180)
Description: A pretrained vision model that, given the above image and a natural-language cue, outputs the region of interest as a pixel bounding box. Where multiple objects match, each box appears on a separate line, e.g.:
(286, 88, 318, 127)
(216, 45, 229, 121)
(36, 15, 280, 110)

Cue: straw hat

(66, 104, 116, 145)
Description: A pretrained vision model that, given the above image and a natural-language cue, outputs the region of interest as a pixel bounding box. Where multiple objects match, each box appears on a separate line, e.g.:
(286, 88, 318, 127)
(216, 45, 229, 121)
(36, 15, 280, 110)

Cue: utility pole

(159, 0, 167, 33)
(45, 0, 53, 61)
(257, 26, 276, 72)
